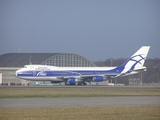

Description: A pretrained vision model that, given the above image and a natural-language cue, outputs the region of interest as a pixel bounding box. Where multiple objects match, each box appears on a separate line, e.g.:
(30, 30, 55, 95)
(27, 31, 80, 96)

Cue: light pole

(140, 72, 143, 85)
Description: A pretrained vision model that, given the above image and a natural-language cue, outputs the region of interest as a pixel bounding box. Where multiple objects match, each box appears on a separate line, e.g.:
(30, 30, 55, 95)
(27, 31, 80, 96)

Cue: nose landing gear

(27, 83, 31, 86)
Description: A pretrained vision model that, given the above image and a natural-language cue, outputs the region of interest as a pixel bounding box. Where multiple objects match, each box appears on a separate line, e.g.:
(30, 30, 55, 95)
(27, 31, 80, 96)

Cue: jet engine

(93, 76, 105, 82)
(65, 78, 79, 85)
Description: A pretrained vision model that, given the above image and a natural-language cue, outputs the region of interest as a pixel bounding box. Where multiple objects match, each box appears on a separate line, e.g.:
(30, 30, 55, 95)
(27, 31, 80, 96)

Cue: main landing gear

(77, 82, 87, 86)
(27, 83, 31, 86)
(65, 82, 87, 86)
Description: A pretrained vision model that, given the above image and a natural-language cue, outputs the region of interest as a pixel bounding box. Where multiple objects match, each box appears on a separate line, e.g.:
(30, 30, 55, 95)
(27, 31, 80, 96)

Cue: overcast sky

(0, 0, 160, 61)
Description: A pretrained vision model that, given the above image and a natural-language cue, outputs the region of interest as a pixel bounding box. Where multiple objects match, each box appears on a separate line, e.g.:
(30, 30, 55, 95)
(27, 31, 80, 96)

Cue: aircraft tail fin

(112, 46, 150, 79)
(120, 46, 150, 68)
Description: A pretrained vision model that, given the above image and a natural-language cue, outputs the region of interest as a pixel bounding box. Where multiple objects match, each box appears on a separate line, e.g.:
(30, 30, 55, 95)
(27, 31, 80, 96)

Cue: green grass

(0, 86, 160, 120)
(0, 86, 160, 98)
(0, 105, 160, 120)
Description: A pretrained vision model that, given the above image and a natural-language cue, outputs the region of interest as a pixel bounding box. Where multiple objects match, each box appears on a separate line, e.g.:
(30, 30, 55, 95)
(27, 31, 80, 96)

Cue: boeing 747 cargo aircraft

(15, 46, 150, 85)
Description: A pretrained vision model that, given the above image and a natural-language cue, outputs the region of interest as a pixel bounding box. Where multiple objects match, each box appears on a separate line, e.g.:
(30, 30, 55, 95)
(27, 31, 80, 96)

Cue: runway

(0, 96, 160, 108)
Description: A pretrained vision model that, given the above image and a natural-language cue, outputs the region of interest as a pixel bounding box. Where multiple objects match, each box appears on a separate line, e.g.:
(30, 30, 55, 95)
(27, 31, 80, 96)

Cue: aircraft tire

(83, 82, 87, 85)
(27, 83, 31, 86)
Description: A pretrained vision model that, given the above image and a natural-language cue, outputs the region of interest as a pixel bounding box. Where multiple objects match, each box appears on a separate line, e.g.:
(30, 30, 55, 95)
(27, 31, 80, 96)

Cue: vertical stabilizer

(130, 46, 150, 67)
(113, 46, 150, 78)
(120, 46, 150, 68)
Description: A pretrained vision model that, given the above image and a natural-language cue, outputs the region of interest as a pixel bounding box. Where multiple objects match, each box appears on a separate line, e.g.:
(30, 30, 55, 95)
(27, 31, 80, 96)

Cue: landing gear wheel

(65, 82, 69, 85)
(83, 82, 87, 85)
(27, 83, 31, 86)
(77, 83, 82, 85)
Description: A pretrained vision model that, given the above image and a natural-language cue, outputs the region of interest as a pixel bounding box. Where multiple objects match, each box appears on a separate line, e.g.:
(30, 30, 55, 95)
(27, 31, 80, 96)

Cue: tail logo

(119, 54, 146, 75)
(127, 54, 146, 67)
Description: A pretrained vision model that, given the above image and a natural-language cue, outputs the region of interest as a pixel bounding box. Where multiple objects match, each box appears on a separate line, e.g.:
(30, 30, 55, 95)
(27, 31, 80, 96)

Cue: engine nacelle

(93, 76, 104, 82)
(66, 78, 79, 85)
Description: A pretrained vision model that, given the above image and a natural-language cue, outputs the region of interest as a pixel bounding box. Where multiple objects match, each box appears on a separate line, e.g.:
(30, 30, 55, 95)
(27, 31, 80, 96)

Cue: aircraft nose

(15, 71, 17, 76)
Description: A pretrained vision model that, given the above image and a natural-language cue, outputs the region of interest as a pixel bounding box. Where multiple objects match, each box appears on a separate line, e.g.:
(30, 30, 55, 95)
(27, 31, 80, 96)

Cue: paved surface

(0, 96, 160, 108)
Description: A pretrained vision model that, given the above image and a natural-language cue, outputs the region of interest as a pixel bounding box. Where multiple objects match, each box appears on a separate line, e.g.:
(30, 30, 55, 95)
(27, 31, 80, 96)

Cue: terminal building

(0, 53, 97, 85)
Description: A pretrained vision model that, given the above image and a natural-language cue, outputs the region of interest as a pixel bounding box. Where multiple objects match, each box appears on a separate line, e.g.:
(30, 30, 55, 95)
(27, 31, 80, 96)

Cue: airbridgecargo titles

(16, 46, 150, 86)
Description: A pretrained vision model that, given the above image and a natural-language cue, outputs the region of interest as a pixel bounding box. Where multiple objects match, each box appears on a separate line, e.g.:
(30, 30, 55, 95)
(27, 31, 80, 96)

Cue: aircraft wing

(57, 73, 118, 83)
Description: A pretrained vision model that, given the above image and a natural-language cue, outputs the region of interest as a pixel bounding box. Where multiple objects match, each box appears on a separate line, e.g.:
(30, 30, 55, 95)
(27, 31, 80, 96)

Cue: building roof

(0, 53, 59, 67)
(0, 53, 97, 67)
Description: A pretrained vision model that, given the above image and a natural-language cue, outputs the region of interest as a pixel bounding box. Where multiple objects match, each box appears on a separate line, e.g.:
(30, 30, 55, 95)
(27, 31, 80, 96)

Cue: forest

(94, 58, 160, 85)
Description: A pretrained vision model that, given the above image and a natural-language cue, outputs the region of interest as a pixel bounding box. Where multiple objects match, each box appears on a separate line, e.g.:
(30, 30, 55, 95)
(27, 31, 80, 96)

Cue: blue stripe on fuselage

(17, 67, 124, 77)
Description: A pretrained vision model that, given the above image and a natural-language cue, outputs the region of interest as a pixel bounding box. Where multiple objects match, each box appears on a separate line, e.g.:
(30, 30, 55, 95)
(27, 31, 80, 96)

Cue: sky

(0, 0, 160, 61)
